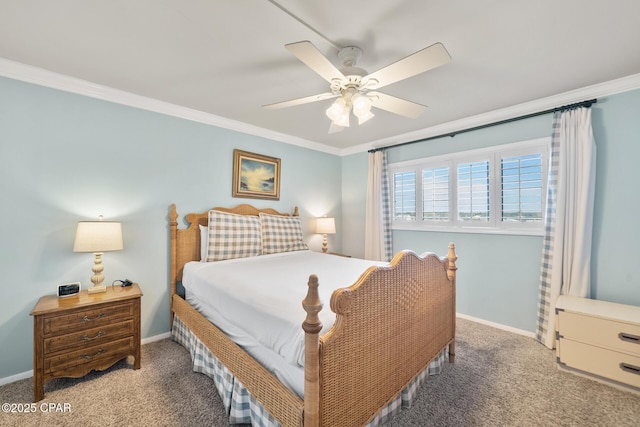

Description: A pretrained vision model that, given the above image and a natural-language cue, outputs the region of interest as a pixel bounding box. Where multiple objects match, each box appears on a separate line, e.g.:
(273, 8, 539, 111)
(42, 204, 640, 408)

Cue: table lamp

(315, 217, 336, 253)
(73, 218, 123, 294)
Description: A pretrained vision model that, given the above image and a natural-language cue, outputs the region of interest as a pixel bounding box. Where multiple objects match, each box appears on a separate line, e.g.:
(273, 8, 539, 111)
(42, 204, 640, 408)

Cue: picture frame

(232, 149, 281, 200)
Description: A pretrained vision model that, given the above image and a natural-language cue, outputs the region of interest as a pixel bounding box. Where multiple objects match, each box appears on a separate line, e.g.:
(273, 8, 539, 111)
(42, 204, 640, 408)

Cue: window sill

(392, 224, 544, 237)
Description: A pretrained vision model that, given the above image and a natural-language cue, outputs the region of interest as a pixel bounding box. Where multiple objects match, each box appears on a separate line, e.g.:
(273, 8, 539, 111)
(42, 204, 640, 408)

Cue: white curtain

(536, 107, 597, 348)
(365, 151, 393, 261)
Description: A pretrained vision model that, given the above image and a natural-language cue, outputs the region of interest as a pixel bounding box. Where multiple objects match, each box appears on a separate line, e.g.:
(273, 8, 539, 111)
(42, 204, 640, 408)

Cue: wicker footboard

(308, 248, 457, 427)
(172, 294, 451, 427)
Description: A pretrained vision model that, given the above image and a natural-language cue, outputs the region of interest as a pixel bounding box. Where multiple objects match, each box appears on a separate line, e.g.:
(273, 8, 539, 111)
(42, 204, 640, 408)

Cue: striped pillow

(206, 210, 262, 262)
(259, 212, 308, 254)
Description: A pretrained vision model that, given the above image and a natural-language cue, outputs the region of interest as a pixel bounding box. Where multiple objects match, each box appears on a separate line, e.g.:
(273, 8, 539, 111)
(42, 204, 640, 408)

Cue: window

(389, 138, 549, 235)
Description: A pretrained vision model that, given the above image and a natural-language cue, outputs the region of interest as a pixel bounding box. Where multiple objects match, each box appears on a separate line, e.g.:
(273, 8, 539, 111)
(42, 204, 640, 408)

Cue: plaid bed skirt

(172, 315, 447, 426)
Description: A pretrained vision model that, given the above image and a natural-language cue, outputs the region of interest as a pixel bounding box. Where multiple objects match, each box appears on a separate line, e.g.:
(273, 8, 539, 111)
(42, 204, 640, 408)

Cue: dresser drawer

(558, 338, 640, 388)
(44, 336, 134, 375)
(44, 320, 135, 355)
(44, 301, 135, 335)
(558, 310, 640, 355)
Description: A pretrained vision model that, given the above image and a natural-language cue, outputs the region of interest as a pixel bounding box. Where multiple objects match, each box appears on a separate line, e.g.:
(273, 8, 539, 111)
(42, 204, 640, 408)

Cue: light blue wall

(0, 77, 342, 379)
(341, 89, 640, 333)
(590, 90, 640, 303)
(341, 151, 368, 258)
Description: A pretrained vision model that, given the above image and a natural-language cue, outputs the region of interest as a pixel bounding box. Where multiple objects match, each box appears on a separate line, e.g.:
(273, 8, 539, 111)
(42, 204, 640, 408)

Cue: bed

(168, 203, 457, 426)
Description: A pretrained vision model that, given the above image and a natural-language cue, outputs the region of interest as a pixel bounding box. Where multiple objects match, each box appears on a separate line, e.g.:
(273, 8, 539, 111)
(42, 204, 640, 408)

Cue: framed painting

(232, 149, 281, 200)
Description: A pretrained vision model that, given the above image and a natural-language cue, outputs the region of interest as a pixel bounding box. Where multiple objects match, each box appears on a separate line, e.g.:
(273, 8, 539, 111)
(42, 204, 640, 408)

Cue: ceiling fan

(263, 40, 451, 133)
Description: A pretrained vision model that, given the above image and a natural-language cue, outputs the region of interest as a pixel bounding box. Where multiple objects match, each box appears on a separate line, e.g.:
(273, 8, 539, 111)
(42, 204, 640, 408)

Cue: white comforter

(182, 250, 387, 368)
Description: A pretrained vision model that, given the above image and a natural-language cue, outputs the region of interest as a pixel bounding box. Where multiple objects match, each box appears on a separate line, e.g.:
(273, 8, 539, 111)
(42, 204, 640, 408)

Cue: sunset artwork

(232, 149, 280, 200)
(240, 159, 275, 192)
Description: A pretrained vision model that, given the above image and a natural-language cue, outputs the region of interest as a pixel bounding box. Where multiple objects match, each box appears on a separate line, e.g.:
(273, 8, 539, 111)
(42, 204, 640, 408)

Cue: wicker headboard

(168, 203, 299, 298)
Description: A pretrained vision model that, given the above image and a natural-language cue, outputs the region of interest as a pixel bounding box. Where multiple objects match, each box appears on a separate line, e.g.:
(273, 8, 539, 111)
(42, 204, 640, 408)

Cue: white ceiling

(2, 0, 640, 154)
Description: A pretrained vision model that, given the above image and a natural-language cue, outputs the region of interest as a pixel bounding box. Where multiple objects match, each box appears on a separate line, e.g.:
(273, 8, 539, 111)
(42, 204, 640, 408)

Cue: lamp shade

(73, 221, 123, 253)
(325, 98, 347, 122)
(315, 217, 336, 234)
(326, 98, 351, 128)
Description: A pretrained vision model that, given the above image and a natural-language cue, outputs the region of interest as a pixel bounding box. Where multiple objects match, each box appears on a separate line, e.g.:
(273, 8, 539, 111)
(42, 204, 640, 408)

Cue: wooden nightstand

(30, 283, 142, 401)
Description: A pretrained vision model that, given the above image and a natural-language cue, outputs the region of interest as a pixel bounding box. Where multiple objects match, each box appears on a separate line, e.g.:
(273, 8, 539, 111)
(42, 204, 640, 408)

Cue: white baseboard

(457, 312, 536, 338)
(142, 332, 171, 344)
(0, 370, 33, 387)
(0, 331, 173, 386)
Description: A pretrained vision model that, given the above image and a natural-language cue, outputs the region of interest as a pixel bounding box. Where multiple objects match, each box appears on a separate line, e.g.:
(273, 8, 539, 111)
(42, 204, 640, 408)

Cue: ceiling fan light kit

(264, 40, 451, 133)
(325, 96, 350, 127)
(325, 91, 376, 129)
(351, 93, 375, 124)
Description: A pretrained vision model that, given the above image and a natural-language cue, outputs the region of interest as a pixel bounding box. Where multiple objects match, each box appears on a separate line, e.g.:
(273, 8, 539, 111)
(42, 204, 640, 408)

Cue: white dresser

(555, 295, 640, 392)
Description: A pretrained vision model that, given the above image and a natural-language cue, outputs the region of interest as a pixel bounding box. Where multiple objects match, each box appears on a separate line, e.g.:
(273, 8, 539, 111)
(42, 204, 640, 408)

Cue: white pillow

(199, 224, 207, 261)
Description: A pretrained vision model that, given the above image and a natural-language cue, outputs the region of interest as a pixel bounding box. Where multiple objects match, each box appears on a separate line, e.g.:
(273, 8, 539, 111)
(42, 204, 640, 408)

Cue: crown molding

(2, 57, 639, 157)
(343, 72, 640, 156)
(0, 58, 341, 156)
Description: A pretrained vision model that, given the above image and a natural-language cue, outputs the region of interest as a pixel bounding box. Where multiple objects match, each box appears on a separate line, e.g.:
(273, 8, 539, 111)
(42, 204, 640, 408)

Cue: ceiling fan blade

(285, 41, 346, 84)
(369, 91, 427, 119)
(263, 93, 337, 109)
(364, 42, 451, 89)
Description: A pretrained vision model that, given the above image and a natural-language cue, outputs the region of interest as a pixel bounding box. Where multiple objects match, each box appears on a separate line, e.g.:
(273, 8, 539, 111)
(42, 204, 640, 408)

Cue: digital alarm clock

(57, 282, 81, 297)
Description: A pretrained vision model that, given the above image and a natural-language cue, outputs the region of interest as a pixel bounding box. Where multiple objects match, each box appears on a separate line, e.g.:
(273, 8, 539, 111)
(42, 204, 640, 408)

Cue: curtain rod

(368, 98, 597, 153)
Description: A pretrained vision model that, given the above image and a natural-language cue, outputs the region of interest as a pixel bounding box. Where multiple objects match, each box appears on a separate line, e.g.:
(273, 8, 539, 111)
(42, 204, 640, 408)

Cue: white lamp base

(87, 285, 107, 294)
(88, 252, 107, 294)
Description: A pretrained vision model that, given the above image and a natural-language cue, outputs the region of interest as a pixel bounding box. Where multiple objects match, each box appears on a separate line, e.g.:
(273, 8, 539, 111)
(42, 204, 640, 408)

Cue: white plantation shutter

(457, 160, 490, 222)
(422, 166, 449, 221)
(501, 153, 544, 223)
(393, 170, 416, 221)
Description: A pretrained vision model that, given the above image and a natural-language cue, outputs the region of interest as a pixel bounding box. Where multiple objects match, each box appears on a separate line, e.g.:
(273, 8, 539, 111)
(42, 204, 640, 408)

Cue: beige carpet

(1, 318, 639, 426)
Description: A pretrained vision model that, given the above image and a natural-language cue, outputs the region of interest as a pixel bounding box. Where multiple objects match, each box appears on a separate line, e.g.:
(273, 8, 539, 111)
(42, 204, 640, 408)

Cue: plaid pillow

(259, 212, 308, 254)
(206, 210, 262, 262)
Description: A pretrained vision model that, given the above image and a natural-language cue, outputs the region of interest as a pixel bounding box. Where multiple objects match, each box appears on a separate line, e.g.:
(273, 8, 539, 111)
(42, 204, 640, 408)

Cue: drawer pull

(80, 313, 106, 322)
(80, 331, 106, 341)
(620, 363, 640, 376)
(618, 332, 640, 344)
(79, 349, 106, 360)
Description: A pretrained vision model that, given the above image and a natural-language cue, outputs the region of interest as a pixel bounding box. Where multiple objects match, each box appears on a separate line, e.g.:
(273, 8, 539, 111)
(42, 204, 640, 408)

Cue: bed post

(447, 242, 458, 363)
(169, 204, 179, 328)
(302, 274, 323, 427)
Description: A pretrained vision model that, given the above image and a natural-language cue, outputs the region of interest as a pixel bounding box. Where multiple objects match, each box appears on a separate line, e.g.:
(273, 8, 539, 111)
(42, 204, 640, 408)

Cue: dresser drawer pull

(80, 313, 106, 322)
(80, 331, 106, 341)
(79, 349, 106, 360)
(618, 332, 640, 344)
(620, 363, 640, 375)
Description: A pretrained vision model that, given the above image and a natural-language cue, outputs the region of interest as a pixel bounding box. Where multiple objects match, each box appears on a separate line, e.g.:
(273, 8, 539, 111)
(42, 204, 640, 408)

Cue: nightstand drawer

(558, 338, 640, 388)
(558, 310, 640, 355)
(44, 301, 135, 335)
(44, 336, 135, 375)
(44, 320, 135, 355)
